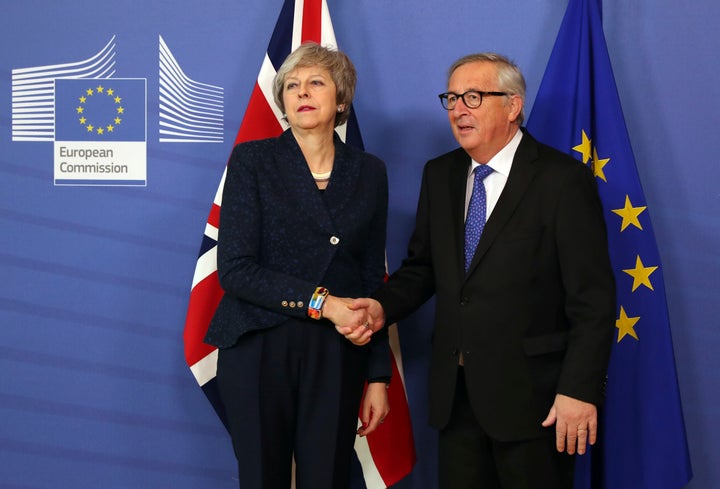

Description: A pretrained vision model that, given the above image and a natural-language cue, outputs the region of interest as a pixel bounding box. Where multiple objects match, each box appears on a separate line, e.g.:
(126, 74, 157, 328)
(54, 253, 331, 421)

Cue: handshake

(321, 296, 386, 346)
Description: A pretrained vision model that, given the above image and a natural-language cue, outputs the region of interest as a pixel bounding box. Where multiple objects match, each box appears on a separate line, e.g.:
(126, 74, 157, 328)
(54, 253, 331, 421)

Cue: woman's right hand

(322, 295, 374, 345)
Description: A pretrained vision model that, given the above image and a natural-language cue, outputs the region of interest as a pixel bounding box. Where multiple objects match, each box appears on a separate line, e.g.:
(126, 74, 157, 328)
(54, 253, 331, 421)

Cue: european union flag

(527, 0, 692, 488)
(55, 78, 146, 142)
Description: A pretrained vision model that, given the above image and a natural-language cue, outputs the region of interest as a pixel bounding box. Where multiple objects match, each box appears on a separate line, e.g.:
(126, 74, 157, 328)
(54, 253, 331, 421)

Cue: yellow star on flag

(623, 255, 658, 292)
(591, 147, 610, 182)
(612, 195, 647, 231)
(573, 130, 592, 163)
(616, 305, 640, 342)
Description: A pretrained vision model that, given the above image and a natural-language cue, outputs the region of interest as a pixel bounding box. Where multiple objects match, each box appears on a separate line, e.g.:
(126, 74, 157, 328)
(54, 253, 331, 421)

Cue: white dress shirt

(464, 129, 524, 222)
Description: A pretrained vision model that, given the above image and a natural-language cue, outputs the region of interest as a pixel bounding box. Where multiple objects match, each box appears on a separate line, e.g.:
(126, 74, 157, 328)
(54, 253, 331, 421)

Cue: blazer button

(289, 301, 296, 308)
(330, 236, 340, 245)
(460, 297, 468, 306)
(281, 300, 288, 307)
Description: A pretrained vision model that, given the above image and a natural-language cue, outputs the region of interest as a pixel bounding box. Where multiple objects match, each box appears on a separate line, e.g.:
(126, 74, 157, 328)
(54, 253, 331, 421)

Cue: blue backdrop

(1, 1, 717, 488)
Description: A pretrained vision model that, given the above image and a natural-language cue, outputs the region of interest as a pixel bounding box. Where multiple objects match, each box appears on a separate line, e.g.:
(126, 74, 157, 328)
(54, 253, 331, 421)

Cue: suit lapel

(274, 130, 360, 235)
(465, 131, 541, 275)
(322, 134, 361, 223)
(449, 150, 473, 274)
(274, 130, 335, 234)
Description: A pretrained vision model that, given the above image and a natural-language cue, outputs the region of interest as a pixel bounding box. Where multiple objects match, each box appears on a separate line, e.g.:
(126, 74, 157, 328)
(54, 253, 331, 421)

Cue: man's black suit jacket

(375, 129, 616, 442)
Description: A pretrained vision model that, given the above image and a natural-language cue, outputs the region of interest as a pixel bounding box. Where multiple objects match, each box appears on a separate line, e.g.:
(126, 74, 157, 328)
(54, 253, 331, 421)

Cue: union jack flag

(182, 1, 416, 486)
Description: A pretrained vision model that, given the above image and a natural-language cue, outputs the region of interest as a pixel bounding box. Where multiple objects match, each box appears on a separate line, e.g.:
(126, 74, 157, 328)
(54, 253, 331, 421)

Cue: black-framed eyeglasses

(438, 90, 508, 110)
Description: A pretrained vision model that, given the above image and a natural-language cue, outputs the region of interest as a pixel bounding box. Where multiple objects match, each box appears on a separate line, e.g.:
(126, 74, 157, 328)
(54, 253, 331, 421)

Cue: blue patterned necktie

(464, 164, 494, 272)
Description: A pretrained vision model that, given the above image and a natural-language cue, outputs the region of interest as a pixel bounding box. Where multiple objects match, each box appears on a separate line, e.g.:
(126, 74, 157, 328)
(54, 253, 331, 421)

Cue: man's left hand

(541, 393, 597, 455)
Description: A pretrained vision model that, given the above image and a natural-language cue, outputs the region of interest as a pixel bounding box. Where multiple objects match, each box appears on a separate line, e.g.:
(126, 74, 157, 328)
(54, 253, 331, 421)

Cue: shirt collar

(468, 129, 523, 177)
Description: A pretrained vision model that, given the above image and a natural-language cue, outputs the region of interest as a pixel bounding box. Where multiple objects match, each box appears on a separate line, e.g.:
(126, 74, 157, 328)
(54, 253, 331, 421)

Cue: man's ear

(507, 94, 523, 123)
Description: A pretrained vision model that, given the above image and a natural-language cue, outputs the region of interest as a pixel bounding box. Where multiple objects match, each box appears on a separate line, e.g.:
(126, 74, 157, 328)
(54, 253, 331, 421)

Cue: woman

(204, 42, 391, 489)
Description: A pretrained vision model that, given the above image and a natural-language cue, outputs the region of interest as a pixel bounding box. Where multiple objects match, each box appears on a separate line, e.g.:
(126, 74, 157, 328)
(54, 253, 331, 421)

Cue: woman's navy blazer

(205, 129, 391, 379)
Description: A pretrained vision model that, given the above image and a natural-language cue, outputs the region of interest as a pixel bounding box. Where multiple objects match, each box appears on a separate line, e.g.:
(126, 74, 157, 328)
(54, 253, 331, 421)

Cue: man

(341, 53, 616, 488)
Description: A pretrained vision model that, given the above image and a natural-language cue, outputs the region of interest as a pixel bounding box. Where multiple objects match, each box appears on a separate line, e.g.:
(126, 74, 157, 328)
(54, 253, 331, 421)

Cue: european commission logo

(54, 78, 147, 186)
(11, 35, 224, 186)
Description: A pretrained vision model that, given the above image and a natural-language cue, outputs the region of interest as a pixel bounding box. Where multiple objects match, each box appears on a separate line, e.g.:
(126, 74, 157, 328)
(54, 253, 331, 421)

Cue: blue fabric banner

(527, 0, 692, 488)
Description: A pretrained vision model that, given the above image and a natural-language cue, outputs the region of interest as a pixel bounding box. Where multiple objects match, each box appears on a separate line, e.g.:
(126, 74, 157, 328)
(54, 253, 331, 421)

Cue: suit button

(330, 236, 340, 245)
(460, 297, 468, 306)
(464, 350, 471, 357)
(452, 349, 459, 357)
(289, 301, 296, 308)
(281, 301, 288, 307)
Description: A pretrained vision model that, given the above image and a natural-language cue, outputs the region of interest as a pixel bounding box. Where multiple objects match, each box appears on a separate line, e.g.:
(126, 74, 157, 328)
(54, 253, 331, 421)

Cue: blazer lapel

(465, 131, 540, 275)
(274, 130, 335, 234)
(449, 150, 473, 274)
(322, 134, 361, 223)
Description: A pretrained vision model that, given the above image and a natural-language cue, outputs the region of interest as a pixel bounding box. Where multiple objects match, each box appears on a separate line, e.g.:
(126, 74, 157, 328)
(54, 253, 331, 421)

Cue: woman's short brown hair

(273, 42, 357, 127)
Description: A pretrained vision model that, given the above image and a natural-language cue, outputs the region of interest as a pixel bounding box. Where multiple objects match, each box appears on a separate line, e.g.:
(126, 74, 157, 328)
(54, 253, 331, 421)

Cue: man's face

(446, 61, 520, 162)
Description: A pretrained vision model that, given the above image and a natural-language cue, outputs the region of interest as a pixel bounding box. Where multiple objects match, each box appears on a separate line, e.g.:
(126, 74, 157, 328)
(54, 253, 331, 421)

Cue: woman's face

(282, 65, 339, 134)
